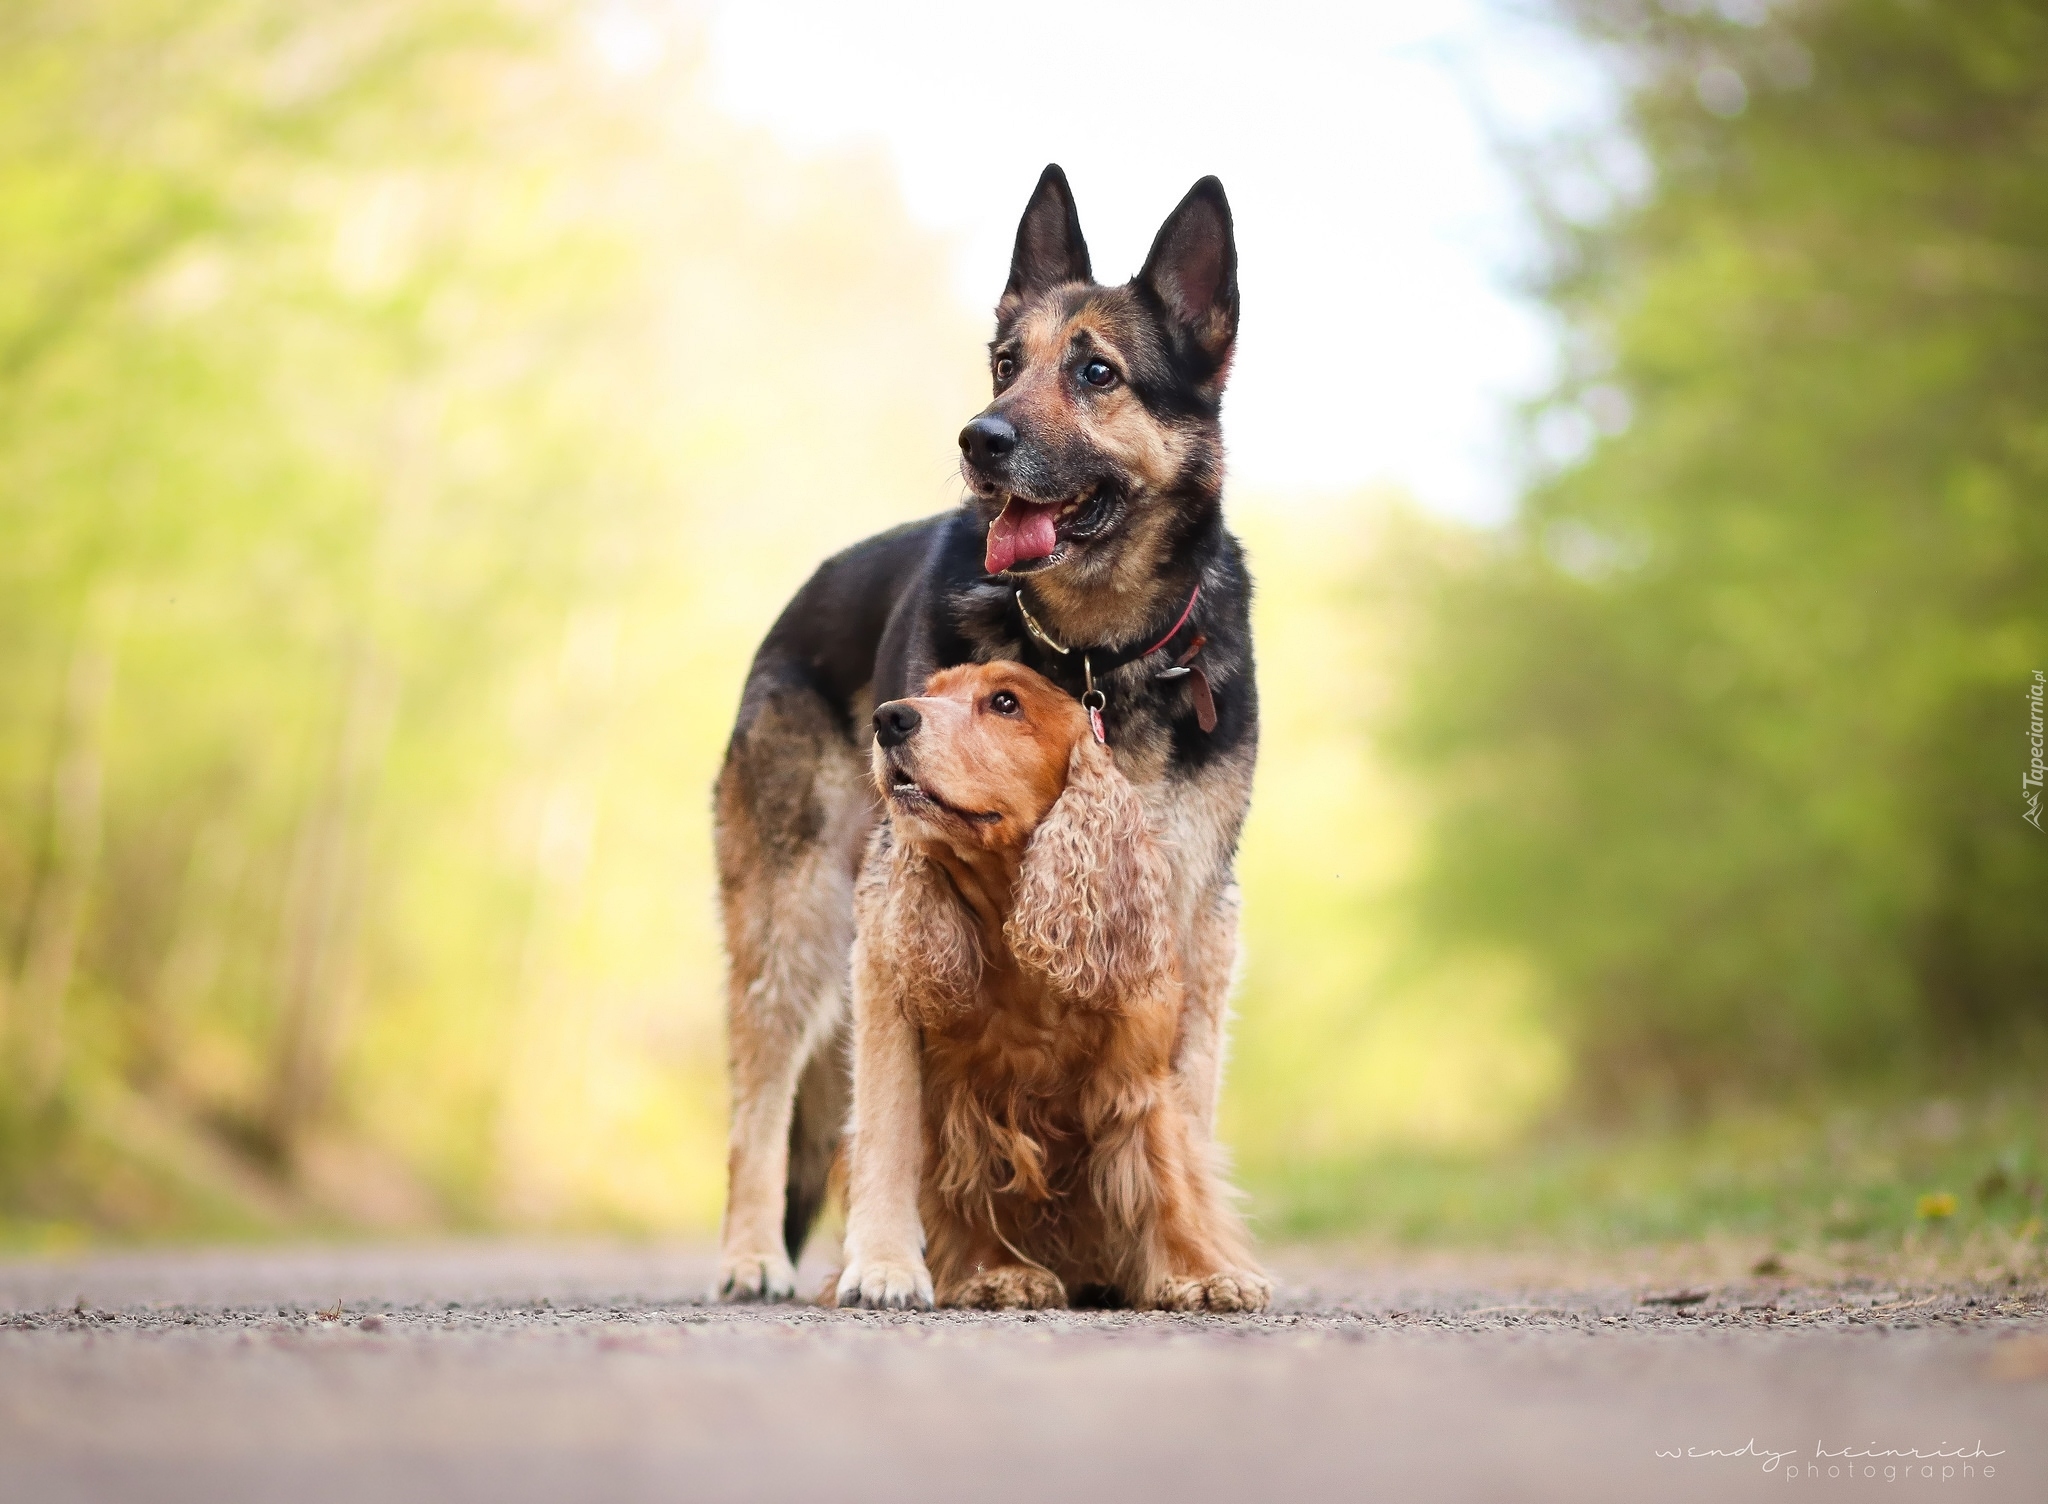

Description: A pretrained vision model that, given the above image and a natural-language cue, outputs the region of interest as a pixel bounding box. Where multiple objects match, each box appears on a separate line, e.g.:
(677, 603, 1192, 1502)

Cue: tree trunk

(9, 585, 126, 1103)
(266, 636, 396, 1162)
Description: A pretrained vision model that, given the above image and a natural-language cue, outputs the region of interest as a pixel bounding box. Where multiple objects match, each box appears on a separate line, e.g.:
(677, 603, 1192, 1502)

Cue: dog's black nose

(959, 415, 1017, 467)
(873, 701, 922, 749)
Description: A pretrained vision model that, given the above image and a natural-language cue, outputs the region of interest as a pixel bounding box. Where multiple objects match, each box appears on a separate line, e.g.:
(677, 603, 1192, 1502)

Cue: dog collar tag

(1084, 688, 1108, 746)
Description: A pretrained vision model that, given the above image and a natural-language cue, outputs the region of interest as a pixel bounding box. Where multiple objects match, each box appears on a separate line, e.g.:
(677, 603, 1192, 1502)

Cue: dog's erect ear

(999, 164, 1093, 317)
(1138, 176, 1239, 371)
(1007, 740, 1173, 1003)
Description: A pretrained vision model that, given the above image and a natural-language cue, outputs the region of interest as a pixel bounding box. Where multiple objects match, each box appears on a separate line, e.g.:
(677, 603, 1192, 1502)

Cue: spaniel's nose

(873, 701, 922, 749)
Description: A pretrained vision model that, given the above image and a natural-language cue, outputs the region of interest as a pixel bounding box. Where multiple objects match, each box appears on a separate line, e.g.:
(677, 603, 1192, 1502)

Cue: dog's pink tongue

(984, 498, 1059, 574)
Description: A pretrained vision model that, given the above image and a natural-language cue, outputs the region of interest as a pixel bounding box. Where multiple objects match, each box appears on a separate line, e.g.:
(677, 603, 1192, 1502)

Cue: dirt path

(3, 1243, 2043, 1502)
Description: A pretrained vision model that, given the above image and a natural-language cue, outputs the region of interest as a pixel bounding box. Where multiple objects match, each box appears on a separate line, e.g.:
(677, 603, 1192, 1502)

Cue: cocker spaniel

(832, 660, 1270, 1312)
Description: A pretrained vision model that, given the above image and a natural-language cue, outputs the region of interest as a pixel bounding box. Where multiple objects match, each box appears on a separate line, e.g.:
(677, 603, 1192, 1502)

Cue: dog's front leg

(835, 944, 933, 1310)
(715, 866, 854, 1303)
(1173, 878, 1242, 1138)
(1138, 1094, 1271, 1315)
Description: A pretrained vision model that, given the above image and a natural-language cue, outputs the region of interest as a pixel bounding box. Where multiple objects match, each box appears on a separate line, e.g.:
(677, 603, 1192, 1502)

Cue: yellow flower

(1916, 1192, 1957, 1220)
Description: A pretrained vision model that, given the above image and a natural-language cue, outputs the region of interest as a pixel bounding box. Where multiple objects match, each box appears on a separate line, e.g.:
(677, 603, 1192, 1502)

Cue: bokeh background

(2, 0, 2043, 1255)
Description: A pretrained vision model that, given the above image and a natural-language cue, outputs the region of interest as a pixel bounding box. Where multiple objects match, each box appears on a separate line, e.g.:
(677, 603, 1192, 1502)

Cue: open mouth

(982, 486, 1119, 575)
(886, 765, 1000, 824)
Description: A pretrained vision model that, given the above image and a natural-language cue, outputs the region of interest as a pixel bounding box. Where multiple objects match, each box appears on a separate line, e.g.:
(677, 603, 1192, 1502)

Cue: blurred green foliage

(1258, 1092, 2045, 1258)
(1394, 0, 2048, 1112)
(1224, 501, 1568, 1177)
(0, 0, 986, 1239)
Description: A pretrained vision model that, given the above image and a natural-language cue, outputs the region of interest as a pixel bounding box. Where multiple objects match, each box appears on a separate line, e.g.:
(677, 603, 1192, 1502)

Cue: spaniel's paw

(945, 1265, 1068, 1311)
(717, 1250, 798, 1304)
(835, 1255, 934, 1311)
(1154, 1269, 1272, 1313)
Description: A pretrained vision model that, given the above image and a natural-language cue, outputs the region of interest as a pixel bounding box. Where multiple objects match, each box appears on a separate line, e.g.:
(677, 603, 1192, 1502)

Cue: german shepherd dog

(714, 165, 1256, 1303)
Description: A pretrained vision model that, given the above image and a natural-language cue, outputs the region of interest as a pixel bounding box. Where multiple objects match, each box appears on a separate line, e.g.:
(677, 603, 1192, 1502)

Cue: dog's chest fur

(918, 961, 1178, 1204)
(881, 509, 1259, 921)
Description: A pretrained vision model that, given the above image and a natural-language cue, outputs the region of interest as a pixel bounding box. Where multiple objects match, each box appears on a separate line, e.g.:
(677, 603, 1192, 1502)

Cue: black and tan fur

(714, 165, 1257, 1304)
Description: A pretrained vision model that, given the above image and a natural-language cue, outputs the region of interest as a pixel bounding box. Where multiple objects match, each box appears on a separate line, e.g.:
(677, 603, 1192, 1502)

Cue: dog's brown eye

(994, 356, 1015, 383)
(988, 691, 1020, 716)
(1080, 359, 1116, 389)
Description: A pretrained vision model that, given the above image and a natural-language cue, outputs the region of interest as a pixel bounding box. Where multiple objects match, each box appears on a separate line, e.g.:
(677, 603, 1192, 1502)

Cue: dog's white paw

(717, 1250, 798, 1304)
(835, 1256, 934, 1311)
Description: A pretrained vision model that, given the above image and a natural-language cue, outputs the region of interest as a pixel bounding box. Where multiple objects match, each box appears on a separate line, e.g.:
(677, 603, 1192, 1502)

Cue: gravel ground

(3, 1242, 2044, 1503)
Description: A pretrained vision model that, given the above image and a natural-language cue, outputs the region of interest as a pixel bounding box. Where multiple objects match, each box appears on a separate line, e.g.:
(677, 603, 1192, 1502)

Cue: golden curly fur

(834, 661, 1268, 1312)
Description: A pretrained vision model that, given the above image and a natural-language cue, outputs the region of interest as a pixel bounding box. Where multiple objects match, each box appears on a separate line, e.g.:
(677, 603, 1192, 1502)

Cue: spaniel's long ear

(857, 829, 981, 1022)
(1006, 740, 1173, 1002)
